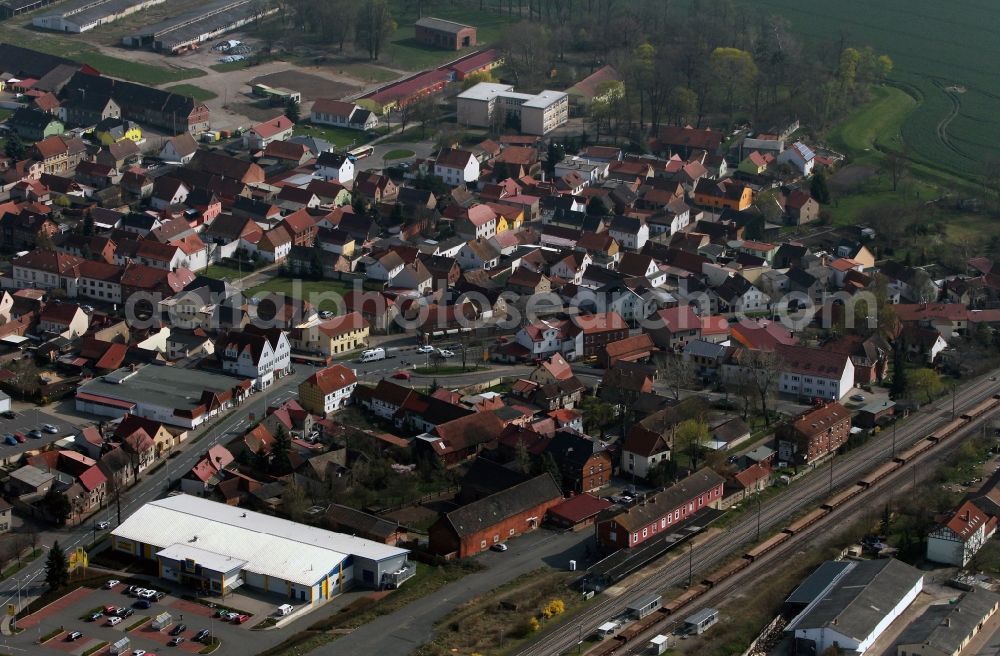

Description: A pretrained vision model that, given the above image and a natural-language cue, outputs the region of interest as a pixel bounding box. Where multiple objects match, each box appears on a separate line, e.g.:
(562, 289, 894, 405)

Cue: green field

(293, 123, 367, 148)
(165, 84, 218, 101)
(747, 0, 1000, 178)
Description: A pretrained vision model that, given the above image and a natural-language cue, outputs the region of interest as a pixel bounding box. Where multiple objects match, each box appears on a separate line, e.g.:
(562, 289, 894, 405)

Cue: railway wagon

(894, 439, 933, 463)
(617, 611, 666, 643)
(929, 417, 967, 441)
(784, 508, 829, 535)
(820, 483, 864, 511)
(961, 395, 1000, 420)
(859, 461, 900, 488)
(744, 532, 789, 562)
(663, 584, 709, 615)
(702, 558, 750, 587)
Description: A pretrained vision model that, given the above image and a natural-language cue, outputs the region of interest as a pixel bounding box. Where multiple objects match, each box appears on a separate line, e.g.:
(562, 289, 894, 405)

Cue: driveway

(320, 527, 594, 656)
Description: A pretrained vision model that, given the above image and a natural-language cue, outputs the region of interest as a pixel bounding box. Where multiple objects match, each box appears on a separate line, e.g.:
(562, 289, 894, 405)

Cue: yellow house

(290, 311, 370, 357)
(487, 202, 524, 232)
(95, 117, 142, 145)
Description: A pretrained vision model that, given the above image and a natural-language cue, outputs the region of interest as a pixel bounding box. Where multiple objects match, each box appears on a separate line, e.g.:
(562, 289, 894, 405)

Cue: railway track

(513, 375, 1000, 656)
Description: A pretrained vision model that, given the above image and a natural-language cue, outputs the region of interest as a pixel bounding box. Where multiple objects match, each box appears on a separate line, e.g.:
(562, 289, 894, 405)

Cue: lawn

(744, 0, 1000, 178)
(202, 263, 252, 281)
(293, 122, 368, 149)
(827, 85, 914, 162)
(165, 84, 218, 102)
(382, 148, 415, 160)
(244, 276, 356, 312)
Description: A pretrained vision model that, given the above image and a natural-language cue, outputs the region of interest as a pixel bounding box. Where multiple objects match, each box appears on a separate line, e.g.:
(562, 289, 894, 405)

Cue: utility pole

(756, 490, 762, 541)
(687, 542, 693, 588)
(828, 454, 834, 494)
(892, 421, 897, 458)
(952, 386, 957, 420)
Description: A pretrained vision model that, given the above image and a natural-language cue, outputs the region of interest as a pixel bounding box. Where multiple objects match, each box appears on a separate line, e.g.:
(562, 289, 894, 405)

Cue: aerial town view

(0, 1, 994, 656)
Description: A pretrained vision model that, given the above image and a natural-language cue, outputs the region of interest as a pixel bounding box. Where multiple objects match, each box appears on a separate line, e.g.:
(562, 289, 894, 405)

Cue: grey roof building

(786, 559, 924, 655)
(895, 587, 1000, 656)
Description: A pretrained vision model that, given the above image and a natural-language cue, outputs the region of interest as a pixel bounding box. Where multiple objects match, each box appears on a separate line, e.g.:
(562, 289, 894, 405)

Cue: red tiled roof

(308, 364, 357, 394)
(547, 493, 612, 524)
(251, 115, 294, 139)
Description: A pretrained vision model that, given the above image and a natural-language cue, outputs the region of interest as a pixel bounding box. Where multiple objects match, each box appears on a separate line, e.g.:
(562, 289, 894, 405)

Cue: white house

(515, 318, 583, 359)
(713, 275, 769, 315)
(316, 152, 355, 184)
(364, 251, 405, 282)
(456, 238, 500, 271)
(778, 141, 816, 177)
(775, 344, 854, 401)
(455, 204, 497, 240)
(39, 303, 89, 338)
(620, 425, 670, 480)
(219, 327, 291, 391)
(926, 501, 995, 566)
(434, 149, 479, 187)
(159, 133, 198, 165)
(310, 99, 379, 131)
(299, 364, 357, 415)
(608, 216, 649, 251)
(243, 116, 295, 150)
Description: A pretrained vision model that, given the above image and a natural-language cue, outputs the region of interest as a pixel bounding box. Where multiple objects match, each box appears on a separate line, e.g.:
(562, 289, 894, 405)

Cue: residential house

(38, 302, 88, 338)
(693, 178, 753, 211)
(310, 99, 379, 131)
(544, 431, 612, 494)
(778, 141, 816, 176)
(776, 402, 851, 465)
(785, 189, 820, 224)
(926, 500, 996, 567)
(289, 312, 369, 357)
(180, 444, 234, 496)
(435, 148, 480, 187)
(298, 364, 357, 416)
(218, 326, 292, 390)
(159, 132, 198, 164)
(244, 115, 294, 149)
(608, 216, 649, 251)
(454, 204, 498, 240)
(621, 425, 670, 480)
(316, 152, 355, 184)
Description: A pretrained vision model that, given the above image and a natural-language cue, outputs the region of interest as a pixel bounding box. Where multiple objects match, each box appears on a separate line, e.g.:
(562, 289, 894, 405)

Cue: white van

(359, 348, 385, 363)
(277, 604, 293, 616)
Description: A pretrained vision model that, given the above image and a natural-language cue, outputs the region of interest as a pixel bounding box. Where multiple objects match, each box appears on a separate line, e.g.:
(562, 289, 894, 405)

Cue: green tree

(665, 85, 697, 126)
(541, 452, 562, 490)
(810, 171, 831, 204)
(309, 251, 324, 280)
(42, 488, 71, 525)
(461, 71, 498, 90)
(355, 0, 396, 62)
(82, 213, 94, 237)
(910, 368, 943, 404)
(4, 132, 24, 160)
(269, 425, 293, 476)
(44, 540, 69, 590)
(285, 98, 301, 123)
(709, 47, 758, 121)
(675, 419, 709, 471)
(514, 440, 531, 475)
(544, 141, 565, 177)
(890, 348, 908, 399)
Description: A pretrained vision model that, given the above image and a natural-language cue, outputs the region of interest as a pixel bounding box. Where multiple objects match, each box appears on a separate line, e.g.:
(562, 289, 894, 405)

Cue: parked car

(416, 345, 434, 354)
(3, 434, 16, 445)
(66, 631, 83, 641)
(170, 624, 186, 636)
(194, 629, 210, 642)
(133, 650, 146, 656)
(169, 636, 185, 646)
(13, 433, 24, 443)
(88, 612, 102, 622)
(490, 543, 508, 552)
(42, 424, 58, 434)
(103, 605, 116, 615)
(319, 310, 334, 319)
(391, 370, 411, 380)
(134, 600, 152, 609)
(1, 410, 15, 419)
(27, 429, 42, 439)
(116, 607, 134, 618)
(214, 608, 229, 618)
(97, 521, 111, 530)
(106, 616, 122, 626)
(155, 591, 166, 600)
(104, 579, 120, 589)
(224, 612, 239, 621)
(235, 614, 250, 624)
(438, 349, 454, 358)
(849, 394, 865, 402)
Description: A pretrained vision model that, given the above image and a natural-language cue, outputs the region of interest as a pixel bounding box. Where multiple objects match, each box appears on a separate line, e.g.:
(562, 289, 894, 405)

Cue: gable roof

(307, 364, 357, 394)
(441, 473, 562, 537)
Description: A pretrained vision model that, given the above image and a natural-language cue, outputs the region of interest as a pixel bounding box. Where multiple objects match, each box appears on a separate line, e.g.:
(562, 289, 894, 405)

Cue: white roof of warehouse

(112, 494, 408, 587)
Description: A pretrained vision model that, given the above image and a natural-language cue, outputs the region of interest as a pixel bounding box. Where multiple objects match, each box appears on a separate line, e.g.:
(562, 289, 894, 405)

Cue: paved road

(320, 527, 594, 656)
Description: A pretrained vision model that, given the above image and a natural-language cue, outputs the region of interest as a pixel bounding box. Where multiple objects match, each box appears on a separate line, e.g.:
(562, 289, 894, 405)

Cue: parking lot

(15, 581, 270, 656)
(0, 409, 78, 465)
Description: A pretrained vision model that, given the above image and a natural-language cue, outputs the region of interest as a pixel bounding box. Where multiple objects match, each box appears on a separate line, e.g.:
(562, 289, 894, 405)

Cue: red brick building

(577, 311, 629, 357)
(596, 468, 725, 551)
(429, 473, 563, 557)
(415, 17, 477, 50)
(776, 402, 851, 465)
(544, 431, 612, 494)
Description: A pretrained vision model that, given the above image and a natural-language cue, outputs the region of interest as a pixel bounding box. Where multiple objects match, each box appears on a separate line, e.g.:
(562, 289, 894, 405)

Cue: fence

(739, 615, 786, 656)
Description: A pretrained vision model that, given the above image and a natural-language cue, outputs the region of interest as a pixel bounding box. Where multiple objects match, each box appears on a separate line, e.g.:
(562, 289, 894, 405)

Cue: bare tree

(734, 349, 784, 426)
(658, 353, 694, 401)
(885, 149, 908, 192)
(355, 0, 396, 62)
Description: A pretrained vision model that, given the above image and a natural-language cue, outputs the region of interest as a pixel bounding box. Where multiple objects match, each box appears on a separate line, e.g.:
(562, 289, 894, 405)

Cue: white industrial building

(785, 559, 923, 655)
(33, 0, 164, 33)
(457, 82, 568, 135)
(111, 495, 414, 604)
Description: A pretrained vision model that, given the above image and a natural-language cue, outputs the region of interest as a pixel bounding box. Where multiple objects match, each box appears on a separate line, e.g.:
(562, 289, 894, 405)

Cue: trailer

(858, 461, 900, 488)
(930, 418, 967, 441)
(784, 508, 829, 535)
(663, 584, 709, 615)
(702, 558, 749, 587)
(962, 396, 1000, 420)
(744, 532, 789, 562)
(820, 484, 863, 511)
